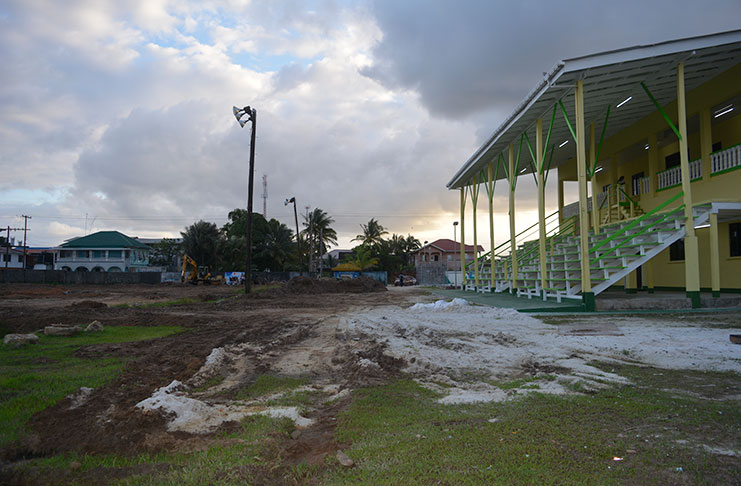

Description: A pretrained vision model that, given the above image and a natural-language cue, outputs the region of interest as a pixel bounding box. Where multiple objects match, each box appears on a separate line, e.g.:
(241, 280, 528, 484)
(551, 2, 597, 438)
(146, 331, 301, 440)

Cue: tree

(352, 218, 388, 248)
(181, 220, 221, 270)
(149, 238, 182, 270)
(257, 219, 295, 271)
(302, 208, 337, 272)
(220, 209, 296, 272)
(347, 246, 379, 275)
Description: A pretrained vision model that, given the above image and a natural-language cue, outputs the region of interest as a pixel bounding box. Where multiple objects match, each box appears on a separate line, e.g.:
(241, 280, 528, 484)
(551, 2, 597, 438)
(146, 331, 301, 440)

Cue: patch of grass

(0, 325, 183, 447)
(191, 374, 226, 393)
(269, 388, 325, 410)
(235, 374, 308, 401)
(327, 374, 741, 485)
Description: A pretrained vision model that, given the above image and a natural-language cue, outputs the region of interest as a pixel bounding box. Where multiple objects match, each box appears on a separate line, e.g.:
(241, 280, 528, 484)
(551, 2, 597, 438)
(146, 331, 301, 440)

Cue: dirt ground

(1, 280, 739, 485)
(0, 279, 426, 484)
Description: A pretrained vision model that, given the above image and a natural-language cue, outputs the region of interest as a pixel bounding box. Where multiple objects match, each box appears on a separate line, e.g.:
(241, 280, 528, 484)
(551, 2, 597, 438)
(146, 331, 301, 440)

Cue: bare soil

(0, 279, 421, 485)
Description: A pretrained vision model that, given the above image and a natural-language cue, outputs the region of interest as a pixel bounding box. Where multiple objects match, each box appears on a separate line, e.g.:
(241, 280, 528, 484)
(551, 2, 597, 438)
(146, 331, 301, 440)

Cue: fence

(0, 268, 161, 284)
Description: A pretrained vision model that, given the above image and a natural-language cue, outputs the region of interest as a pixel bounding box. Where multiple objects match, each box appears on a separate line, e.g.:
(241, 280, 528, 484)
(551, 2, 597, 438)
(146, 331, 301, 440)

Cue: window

(109, 250, 122, 258)
(92, 250, 105, 259)
(730, 222, 741, 257)
(632, 172, 644, 196)
(2, 254, 9, 262)
(77, 250, 88, 258)
(433, 254, 439, 262)
(712, 141, 722, 153)
(669, 239, 684, 261)
(447, 254, 452, 261)
(665, 152, 680, 170)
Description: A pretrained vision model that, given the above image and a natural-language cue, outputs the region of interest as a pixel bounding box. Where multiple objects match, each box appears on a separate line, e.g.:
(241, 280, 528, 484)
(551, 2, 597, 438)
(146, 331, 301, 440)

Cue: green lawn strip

(0, 325, 183, 447)
(234, 374, 308, 401)
(327, 372, 740, 486)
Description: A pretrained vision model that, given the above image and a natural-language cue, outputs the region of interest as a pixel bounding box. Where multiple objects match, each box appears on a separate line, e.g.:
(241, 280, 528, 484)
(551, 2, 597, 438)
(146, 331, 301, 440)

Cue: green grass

(235, 374, 308, 401)
(326, 371, 740, 485)
(0, 325, 183, 447)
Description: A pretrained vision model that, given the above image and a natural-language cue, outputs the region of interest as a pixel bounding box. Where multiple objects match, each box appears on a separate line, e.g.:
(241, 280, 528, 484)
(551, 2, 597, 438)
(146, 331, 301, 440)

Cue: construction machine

(181, 254, 222, 285)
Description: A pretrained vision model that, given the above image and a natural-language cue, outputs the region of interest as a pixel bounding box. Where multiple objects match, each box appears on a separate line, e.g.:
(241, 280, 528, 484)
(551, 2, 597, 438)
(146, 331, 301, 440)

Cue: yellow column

(648, 133, 658, 198)
(677, 62, 701, 307)
(460, 187, 466, 289)
(536, 118, 547, 298)
(575, 79, 593, 309)
(700, 107, 712, 182)
(508, 144, 518, 292)
(589, 123, 599, 235)
(488, 162, 495, 289)
(645, 259, 655, 294)
(709, 212, 720, 297)
(472, 177, 480, 289)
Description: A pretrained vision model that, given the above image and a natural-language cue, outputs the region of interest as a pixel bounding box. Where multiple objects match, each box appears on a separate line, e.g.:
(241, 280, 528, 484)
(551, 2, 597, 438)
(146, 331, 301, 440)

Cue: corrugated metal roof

(447, 30, 741, 189)
(59, 231, 150, 249)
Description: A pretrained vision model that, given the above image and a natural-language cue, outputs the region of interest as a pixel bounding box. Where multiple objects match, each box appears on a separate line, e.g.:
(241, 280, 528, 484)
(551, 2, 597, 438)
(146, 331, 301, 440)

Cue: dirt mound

(67, 300, 108, 309)
(254, 276, 386, 298)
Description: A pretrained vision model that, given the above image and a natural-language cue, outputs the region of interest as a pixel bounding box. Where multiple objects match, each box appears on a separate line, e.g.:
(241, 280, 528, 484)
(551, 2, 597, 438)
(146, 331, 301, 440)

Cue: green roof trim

(60, 231, 150, 249)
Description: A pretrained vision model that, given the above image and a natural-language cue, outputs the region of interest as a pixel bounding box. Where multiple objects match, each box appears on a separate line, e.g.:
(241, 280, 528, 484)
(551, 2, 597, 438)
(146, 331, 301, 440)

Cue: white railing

(711, 144, 741, 174)
(641, 176, 650, 194)
(657, 159, 702, 190)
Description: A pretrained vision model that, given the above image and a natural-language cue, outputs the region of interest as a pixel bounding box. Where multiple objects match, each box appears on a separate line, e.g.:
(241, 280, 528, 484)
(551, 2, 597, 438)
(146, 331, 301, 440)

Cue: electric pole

(21, 215, 31, 269)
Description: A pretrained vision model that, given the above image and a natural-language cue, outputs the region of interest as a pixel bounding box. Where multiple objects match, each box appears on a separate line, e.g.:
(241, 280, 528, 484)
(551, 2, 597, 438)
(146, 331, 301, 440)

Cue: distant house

(54, 231, 151, 272)
(1, 247, 25, 269)
(412, 239, 484, 271)
(322, 249, 353, 264)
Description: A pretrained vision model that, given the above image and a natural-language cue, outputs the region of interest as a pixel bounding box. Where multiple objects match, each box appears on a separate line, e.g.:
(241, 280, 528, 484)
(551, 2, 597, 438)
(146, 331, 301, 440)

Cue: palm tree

(352, 218, 388, 247)
(259, 219, 295, 271)
(181, 220, 221, 269)
(349, 246, 379, 275)
(302, 208, 338, 272)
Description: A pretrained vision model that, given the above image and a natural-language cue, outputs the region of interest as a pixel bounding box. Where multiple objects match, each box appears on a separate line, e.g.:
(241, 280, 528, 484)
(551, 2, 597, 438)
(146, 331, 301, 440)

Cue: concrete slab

(427, 288, 583, 313)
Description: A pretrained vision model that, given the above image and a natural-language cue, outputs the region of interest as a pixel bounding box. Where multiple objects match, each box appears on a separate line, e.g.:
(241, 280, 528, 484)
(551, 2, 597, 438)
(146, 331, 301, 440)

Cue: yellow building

(447, 30, 741, 310)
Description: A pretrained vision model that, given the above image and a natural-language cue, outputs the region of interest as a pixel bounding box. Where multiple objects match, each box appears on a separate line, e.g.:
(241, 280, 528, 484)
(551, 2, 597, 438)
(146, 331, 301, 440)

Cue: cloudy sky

(1, 0, 739, 250)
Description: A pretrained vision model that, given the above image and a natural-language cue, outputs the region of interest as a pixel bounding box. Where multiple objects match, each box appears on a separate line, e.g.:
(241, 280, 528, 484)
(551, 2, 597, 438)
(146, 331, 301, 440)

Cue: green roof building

(54, 231, 151, 272)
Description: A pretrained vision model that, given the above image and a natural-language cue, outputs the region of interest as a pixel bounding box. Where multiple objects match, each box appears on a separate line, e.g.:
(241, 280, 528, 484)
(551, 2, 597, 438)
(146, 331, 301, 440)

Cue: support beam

(709, 212, 720, 297)
(508, 143, 518, 293)
(589, 123, 600, 235)
(471, 176, 480, 289)
(536, 118, 547, 298)
(677, 62, 701, 308)
(575, 79, 594, 310)
(460, 187, 466, 289)
(487, 162, 495, 290)
(700, 107, 713, 182)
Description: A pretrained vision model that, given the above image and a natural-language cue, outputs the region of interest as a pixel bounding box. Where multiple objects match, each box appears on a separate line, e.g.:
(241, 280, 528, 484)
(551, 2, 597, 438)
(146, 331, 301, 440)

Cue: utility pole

(4, 226, 23, 269)
(21, 215, 31, 269)
(232, 105, 257, 294)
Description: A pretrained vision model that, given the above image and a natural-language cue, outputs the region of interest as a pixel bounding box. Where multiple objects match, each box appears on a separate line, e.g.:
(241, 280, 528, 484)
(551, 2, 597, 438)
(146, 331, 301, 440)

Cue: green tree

(257, 219, 295, 271)
(302, 208, 337, 271)
(181, 220, 221, 270)
(149, 238, 182, 270)
(352, 218, 388, 248)
(220, 209, 296, 272)
(348, 246, 379, 275)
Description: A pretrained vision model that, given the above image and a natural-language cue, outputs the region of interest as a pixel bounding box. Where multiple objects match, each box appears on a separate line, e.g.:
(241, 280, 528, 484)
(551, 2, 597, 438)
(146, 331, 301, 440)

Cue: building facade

(54, 231, 151, 272)
(413, 239, 484, 271)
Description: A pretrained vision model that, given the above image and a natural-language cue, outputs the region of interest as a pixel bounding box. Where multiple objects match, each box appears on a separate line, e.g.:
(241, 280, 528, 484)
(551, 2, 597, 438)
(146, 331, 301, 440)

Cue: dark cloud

(364, 0, 741, 119)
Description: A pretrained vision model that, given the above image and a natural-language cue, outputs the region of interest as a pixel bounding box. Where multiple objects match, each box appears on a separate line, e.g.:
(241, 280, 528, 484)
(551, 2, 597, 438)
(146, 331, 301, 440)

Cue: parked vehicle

(394, 275, 417, 286)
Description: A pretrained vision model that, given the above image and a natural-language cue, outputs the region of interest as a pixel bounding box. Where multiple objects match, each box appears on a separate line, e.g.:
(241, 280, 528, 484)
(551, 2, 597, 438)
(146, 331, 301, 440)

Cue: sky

(1, 0, 739, 250)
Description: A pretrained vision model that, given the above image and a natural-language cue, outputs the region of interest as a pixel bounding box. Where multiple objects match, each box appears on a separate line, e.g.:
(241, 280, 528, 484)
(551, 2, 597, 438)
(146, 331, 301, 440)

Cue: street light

(453, 221, 458, 287)
(233, 105, 257, 293)
(284, 197, 303, 275)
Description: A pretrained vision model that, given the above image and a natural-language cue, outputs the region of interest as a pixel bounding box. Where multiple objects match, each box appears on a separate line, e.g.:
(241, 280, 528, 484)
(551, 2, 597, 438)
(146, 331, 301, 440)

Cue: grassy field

(0, 325, 183, 448)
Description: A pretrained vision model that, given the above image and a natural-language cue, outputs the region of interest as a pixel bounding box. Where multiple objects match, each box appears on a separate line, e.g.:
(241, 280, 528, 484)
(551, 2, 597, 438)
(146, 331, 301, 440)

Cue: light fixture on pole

(453, 221, 458, 287)
(284, 197, 303, 275)
(233, 105, 257, 293)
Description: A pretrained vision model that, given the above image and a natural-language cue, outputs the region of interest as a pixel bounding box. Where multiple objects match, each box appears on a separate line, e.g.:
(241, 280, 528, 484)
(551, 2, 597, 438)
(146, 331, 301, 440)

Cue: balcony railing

(711, 144, 741, 175)
(657, 159, 702, 191)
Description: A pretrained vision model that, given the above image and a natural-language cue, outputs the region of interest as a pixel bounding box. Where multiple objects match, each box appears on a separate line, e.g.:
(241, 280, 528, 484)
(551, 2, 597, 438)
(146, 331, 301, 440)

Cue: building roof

(448, 30, 741, 189)
(59, 231, 150, 249)
(414, 239, 484, 253)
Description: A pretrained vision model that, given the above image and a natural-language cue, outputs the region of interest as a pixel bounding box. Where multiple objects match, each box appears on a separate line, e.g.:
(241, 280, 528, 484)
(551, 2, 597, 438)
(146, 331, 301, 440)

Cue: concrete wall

(416, 262, 447, 285)
(0, 269, 161, 284)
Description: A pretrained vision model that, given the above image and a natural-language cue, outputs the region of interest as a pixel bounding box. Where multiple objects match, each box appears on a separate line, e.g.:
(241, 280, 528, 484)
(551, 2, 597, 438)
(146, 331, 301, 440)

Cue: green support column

(508, 144, 518, 293)
(677, 62, 701, 308)
(709, 212, 720, 298)
(575, 79, 594, 310)
(536, 118, 548, 299)
(460, 187, 466, 289)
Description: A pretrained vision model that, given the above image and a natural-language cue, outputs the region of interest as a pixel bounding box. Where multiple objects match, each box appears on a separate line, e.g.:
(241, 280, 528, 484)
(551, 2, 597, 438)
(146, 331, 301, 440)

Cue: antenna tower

(262, 174, 268, 218)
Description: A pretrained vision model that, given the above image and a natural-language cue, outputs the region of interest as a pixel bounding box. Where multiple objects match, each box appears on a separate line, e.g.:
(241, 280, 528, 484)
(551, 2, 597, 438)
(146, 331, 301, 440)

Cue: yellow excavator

(181, 254, 222, 285)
